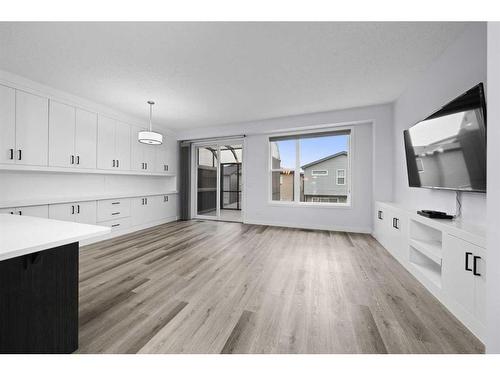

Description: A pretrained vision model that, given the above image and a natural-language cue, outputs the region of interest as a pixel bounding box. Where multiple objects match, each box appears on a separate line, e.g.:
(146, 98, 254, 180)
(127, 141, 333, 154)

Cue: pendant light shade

(138, 101, 163, 145)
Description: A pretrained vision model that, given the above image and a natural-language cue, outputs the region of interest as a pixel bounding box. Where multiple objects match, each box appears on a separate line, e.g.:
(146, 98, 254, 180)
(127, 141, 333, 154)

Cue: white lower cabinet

(373, 203, 407, 261)
(0, 205, 48, 218)
(97, 198, 131, 222)
(98, 217, 132, 232)
(49, 201, 97, 224)
(131, 196, 153, 226)
(442, 235, 486, 327)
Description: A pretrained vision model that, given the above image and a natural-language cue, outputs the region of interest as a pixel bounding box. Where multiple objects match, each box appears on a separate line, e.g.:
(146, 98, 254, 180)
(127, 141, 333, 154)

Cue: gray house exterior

(301, 151, 348, 203)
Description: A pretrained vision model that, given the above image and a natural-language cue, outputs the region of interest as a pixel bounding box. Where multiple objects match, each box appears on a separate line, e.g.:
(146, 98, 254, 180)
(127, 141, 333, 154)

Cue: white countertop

(0, 214, 111, 261)
(0, 191, 179, 209)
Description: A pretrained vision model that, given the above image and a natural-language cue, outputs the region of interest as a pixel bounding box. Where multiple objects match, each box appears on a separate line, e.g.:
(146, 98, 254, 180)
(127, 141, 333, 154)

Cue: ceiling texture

(0, 22, 470, 131)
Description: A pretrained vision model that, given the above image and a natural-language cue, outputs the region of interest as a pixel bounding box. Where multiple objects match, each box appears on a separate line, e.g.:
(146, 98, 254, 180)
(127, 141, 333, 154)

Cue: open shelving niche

(408, 218, 443, 288)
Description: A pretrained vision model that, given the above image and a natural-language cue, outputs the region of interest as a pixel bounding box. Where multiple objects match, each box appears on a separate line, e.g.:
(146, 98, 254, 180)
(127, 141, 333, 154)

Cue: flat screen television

(403, 83, 487, 193)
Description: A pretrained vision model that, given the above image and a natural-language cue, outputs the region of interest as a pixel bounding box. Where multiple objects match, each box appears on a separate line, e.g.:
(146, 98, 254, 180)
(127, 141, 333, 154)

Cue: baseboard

(243, 218, 372, 233)
(80, 216, 179, 246)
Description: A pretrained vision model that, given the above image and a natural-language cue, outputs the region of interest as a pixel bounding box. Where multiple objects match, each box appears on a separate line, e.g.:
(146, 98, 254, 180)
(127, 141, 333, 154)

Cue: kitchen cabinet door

(114, 121, 131, 170)
(75, 109, 97, 169)
(18, 205, 49, 218)
(97, 115, 116, 170)
(74, 201, 97, 225)
(15, 90, 49, 166)
(130, 126, 145, 171)
(49, 100, 75, 168)
(49, 203, 76, 222)
(0, 85, 16, 165)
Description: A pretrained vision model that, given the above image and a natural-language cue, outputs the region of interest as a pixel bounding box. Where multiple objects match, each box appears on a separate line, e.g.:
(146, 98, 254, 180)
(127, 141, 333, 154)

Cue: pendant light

(138, 101, 163, 145)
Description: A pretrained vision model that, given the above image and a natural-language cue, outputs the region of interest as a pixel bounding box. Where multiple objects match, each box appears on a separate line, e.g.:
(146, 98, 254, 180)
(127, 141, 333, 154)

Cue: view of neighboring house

(271, 142, 348, 203)
(302, 151, 348, 203)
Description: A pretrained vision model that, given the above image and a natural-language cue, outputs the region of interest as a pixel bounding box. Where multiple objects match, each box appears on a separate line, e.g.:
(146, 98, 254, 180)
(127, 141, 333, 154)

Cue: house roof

(301, 151, 347, 169)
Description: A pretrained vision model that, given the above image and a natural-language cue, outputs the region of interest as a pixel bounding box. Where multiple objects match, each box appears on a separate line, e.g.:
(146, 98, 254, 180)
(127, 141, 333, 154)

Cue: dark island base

(0, 242, 79, 354)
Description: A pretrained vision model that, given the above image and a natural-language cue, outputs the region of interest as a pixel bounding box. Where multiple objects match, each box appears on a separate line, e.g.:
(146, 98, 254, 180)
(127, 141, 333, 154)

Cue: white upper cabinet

(15, 90, 49, 166)
(49, 102, 98, 169)
(115, 121, 131, 170)
(49, 100, 76, 167)
(131, 126, 156, 172)
(75, 108, 97, 169)
(155, 137, 176, 174)
(0, 85, 15, 164)
(97, 115, 116, 170)
(97, 116, 131, 170)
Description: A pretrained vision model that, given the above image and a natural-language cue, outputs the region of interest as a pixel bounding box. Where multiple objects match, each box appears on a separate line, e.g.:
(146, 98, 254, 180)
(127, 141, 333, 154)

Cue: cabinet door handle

(473, 256, 482, 276)
(71, 155, 75, 164)
(164, 195, 168, 202)
(9, 148, 14, 160)
(145, 162, 147, 170)
(111, 223, 120, 228)
(18, 210, 22, 215)
(9, 211, 14, 215)
(166, 164, 168, 171)
(392, 217, 399, 229)
(111, 212, 120, 215)
(113, 159, 116, 167)
(77, 204, 80, 214)
(71, 205, 75, 215)
(378, 210, 383, 220)
(465, 252, 473, 271)
(116, 159, 119, 168)
(111, 201, 120, 205)
(18, 149, 22, 160)
(141, 198, 144, 205)
(76, 155, 80, 164)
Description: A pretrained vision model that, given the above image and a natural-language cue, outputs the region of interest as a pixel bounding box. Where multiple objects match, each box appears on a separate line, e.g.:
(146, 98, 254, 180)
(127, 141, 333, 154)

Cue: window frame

(268, 126, 353, 208)
(336, 169, 346, 185)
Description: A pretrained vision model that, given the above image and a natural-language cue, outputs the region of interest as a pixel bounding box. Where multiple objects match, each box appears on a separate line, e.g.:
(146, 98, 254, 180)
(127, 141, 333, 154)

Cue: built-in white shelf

(410, 261, 442, 289)
(0, 164, 176, 177)
(409, 238, 442, 265)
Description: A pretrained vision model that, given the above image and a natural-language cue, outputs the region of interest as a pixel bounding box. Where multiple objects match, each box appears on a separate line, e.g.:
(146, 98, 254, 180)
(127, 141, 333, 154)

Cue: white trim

(311, 170, 328, 176)
(267, 201, 352, 209)
(243, 218, 371, 234)
(336, 168, 346, 185)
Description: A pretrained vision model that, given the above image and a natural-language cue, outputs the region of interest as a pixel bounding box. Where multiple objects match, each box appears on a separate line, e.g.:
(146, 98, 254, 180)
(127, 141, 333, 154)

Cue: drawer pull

(111, 223, 120, 228)
(111, 212, 120, 215)
(111, 202, 120, 205)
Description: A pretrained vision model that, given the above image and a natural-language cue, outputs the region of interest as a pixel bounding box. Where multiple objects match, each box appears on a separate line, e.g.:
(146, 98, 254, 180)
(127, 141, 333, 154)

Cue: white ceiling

(0, 22, 470, 131)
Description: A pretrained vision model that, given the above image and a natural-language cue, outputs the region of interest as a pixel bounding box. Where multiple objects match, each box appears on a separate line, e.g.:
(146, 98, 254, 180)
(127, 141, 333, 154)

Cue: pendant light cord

(147, 100, 155, 132)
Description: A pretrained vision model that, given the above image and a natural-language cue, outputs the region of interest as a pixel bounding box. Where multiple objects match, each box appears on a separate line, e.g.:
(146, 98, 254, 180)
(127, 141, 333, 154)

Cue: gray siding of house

(303, 154, 348, 196)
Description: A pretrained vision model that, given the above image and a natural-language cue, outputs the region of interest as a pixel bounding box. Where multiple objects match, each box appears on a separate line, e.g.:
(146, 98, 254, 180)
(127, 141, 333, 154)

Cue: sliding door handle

(465, 252, 473, 271)
(473, 256, 482, 276)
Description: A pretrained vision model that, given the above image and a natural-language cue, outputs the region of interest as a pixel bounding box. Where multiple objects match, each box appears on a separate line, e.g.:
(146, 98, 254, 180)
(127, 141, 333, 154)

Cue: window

(269, 129, 350, 205)
(311, 170, 328, 176)
(336, 169, 346, 185)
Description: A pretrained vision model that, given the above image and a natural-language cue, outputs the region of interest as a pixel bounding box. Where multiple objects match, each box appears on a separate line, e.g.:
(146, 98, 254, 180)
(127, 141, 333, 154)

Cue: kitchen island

(0, 214, 110, 353)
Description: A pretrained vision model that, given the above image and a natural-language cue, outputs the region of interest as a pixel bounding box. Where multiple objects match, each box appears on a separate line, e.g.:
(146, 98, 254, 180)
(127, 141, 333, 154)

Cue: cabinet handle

(473, 256, 482, 276)
(18, 149, 22, 160)
(111, 223, 120, 228)
(145, 162, 147, 170)
(77, 204, 80, 214)
(116, 159, 119, 168)
(145, 197, 148, 205)
(18, 210, 22, 215)
(465, 252, 473, 271)
(71, 155, 74, 164)
(164, 196, 168, 202)
(71, 205, 75, 215)
(9, 211, 14, 215)
(9, 148, 14, 160)
(111, 201, 120, 205)
(111, 212, 120, 215)
(392, 217, 399, 229)
(113, 159, 116, 167)
(76, 155, 80, 164)
(378, 210, 383, 220)
(141, 198, 144, 205)
(165, 164, 168, 171)
(141, 162, 144, 169)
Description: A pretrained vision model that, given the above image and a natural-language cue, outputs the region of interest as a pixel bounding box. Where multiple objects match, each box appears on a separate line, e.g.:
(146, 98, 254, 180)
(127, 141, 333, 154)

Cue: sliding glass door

(193, 142, 243, 222)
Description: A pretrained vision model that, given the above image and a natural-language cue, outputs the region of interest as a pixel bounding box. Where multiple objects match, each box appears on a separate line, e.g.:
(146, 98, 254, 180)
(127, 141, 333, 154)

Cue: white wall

(393, 23, 487, 225)
(0, 69, 177, 208)
(178, 103, 393, 233)
(486, 22, 500, 354)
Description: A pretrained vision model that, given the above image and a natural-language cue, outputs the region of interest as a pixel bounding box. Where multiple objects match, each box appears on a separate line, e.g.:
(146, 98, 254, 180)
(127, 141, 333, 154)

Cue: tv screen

(404, 83, 487, 193)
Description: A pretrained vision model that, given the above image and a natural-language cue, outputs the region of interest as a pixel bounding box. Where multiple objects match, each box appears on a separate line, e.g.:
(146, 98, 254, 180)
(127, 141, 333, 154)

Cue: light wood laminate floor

(77, 220, 484, 354)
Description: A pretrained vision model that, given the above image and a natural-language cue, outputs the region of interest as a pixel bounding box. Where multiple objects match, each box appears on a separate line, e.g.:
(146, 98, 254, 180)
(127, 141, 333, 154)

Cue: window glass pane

(299, 134, 349, 203)
(197, 146, 217, 216)
(270, 140, 296, 170)
(272, 171, 294, 201)
(198, 147, 216, 167)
